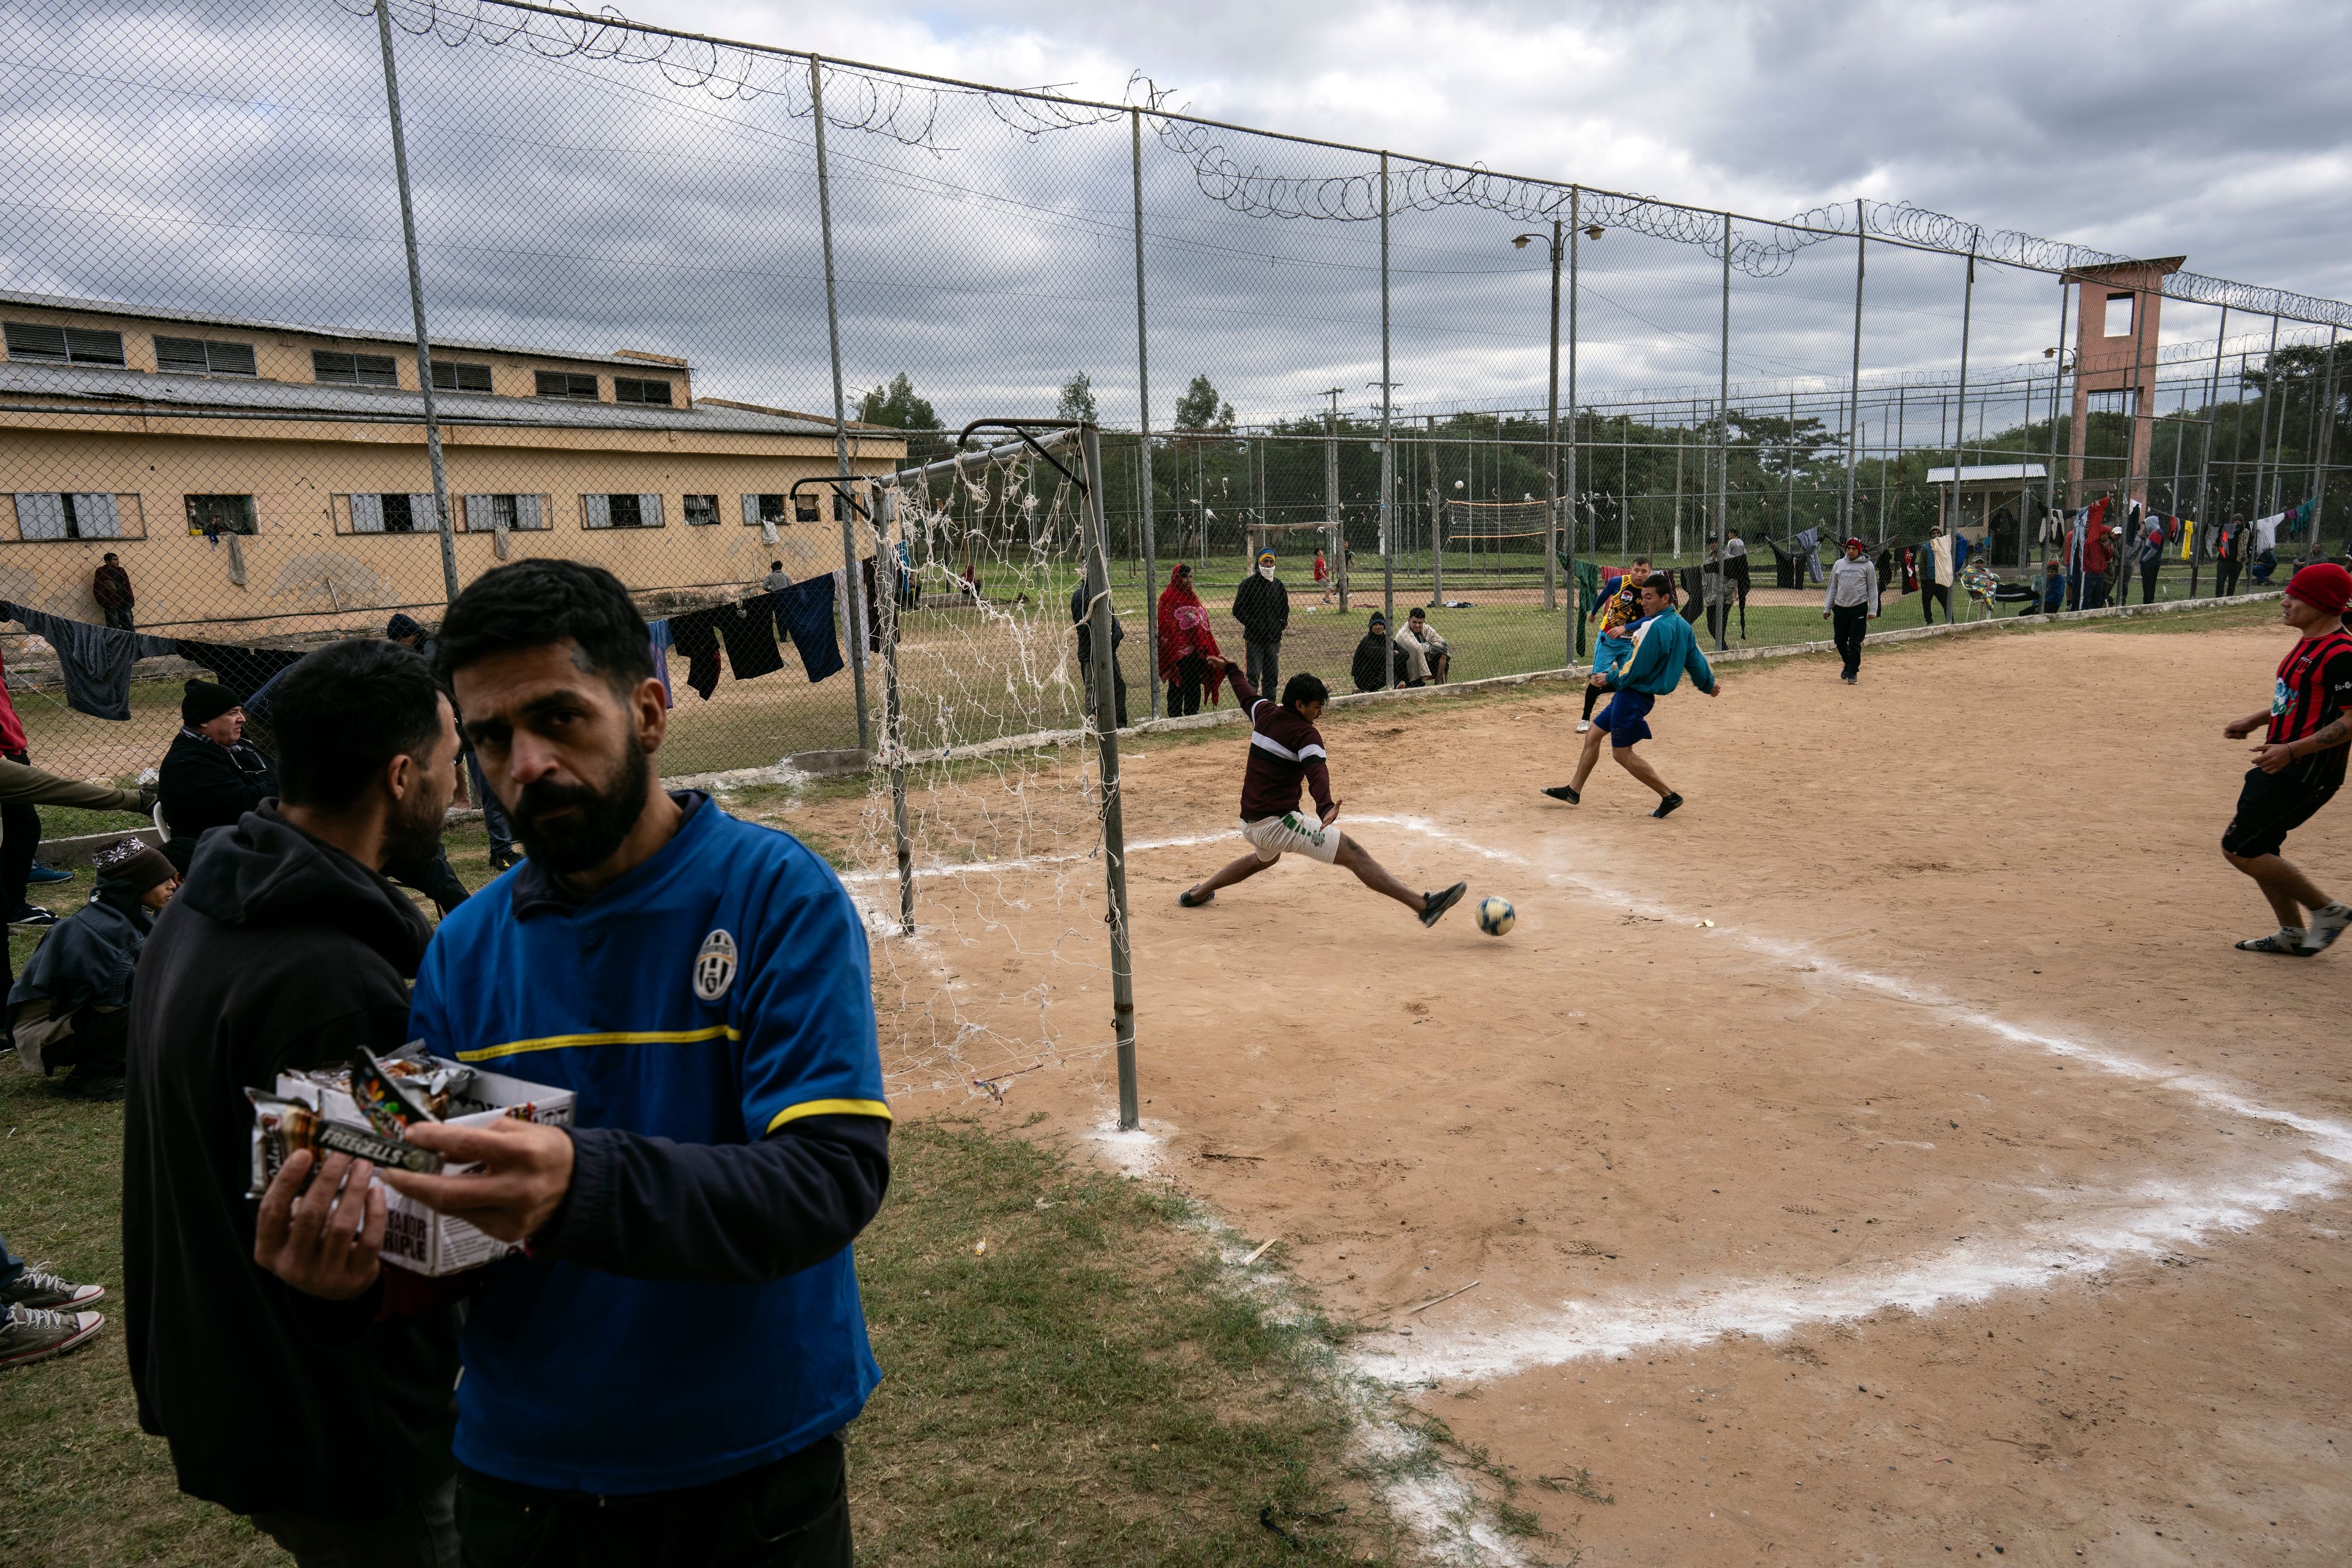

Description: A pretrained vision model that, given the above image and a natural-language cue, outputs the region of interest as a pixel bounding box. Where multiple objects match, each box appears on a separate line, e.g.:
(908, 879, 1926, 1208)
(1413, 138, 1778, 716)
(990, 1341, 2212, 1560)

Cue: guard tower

(2064, 255, 2184, 506)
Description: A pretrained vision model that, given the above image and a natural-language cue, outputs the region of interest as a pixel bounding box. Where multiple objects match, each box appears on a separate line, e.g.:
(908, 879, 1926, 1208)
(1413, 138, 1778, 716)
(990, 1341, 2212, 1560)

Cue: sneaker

(1574, 720, 1592, 733)
(8, 907, 56, 929)
(1419, 881, 1468, 929)
(1178, 887, 1214, 908)
(2304, 904, 2352, 955)
(61, 1070, 125, 1103)
(0, 1303, 104, 1369)
(0, 1265, 104, 1311)
(1651, 793, 1686, 820)
(2236, 929, 2311, 956)
(25, 862, 71, 885)
(488, 847, 521, 873)
(1542, 785, 1581, 805)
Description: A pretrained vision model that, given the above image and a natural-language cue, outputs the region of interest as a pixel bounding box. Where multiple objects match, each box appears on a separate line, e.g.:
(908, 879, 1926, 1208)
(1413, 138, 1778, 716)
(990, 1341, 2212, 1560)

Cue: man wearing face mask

(1231, 549, 1291, 699)
(257, 560, 889, 1567)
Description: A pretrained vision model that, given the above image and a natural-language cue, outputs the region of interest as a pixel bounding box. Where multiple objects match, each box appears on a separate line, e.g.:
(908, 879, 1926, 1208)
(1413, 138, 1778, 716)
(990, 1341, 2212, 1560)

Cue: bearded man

(124, 637, 466, 1563)
(253, 559, 889, 1567)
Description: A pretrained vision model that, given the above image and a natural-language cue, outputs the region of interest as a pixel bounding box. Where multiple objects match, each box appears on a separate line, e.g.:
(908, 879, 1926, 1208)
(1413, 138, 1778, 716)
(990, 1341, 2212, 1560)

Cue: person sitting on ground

(1396, 607, 1450, 685)
(7, 837, 177, 1101)
(2025, 559, 2065, 616)
(1351, 611, 1409, 693)
(156, 680, 274, 874)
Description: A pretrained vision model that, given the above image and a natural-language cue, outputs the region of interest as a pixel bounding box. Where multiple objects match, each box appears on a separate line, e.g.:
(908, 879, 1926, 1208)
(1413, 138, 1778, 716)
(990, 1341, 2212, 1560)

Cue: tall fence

(2, 0, 2347, 788)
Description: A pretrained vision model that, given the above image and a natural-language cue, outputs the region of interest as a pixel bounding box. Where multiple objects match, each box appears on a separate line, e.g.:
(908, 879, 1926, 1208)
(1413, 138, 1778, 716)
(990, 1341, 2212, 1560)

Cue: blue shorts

(1595, 689, 1655, 748)
(1593, 632, 1633, 675)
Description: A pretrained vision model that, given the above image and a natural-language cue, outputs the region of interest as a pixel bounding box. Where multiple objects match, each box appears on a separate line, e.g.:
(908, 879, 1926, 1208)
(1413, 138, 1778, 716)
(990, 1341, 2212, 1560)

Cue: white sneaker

(1575, 720, 1592, 733)
(2236, 928, 2310, 957)
(0, 1303, 104, 1368)
(2304, 904, 2352, 955)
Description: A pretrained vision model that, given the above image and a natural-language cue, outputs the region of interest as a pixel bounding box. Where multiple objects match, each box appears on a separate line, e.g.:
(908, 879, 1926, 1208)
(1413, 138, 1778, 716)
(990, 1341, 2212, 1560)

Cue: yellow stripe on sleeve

(456, 1023, 742, 1063)
(766, 1098, 894, 1133)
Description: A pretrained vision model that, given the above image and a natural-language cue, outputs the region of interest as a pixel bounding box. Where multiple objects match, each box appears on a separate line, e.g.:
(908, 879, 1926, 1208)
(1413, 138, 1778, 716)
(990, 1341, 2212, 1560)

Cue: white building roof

(1924, 463, 2049, 485)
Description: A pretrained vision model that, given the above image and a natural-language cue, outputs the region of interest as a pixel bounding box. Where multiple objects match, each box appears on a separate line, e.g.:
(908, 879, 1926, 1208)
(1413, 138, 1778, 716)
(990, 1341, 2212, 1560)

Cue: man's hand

(1703, 685, 1721, 699)
(1221, 658, 1243, 680)
(1586, 672, 1609, 690)
(254, 1149, 385, 1300)
(381, 1120, 576, 1244)
(1319, 800, 1341, 827)
(2223, 715, 2266, 739)
(2253, 742, 2297, 774)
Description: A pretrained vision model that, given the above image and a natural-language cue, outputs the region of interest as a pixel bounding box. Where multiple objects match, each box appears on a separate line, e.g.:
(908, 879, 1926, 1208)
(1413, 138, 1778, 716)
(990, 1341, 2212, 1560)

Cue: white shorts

(1241, 812, 1342, 865)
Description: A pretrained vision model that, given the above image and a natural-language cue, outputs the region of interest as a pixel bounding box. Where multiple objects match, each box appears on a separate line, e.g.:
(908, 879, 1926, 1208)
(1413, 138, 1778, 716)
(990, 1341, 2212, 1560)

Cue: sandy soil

(805, 612, 2352, 1564)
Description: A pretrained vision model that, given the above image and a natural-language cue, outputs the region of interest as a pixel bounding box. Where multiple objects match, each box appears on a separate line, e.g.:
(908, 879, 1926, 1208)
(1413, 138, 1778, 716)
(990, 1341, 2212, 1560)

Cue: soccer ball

(1476, 896, 1515, 937)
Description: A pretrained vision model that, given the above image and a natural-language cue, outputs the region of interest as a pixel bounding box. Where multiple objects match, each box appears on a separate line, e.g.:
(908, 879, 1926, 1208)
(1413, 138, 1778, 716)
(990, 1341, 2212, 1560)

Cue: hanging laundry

(1675, 565, 1704, 624)
(1901, 549, 1920, 596)
(861, 556, 884, 654)
(1792, 527, 1822, 584)
(1928, 533, 1956, 586)
(171, 640, 307, 701)
(2252, 510, 2287, 553)
(776, 577, 844, 684)
(647, 620, 673, 704)
(718, 593, 785, 684)
(668, 606, 725, 701)
(1, 603, 178, 720)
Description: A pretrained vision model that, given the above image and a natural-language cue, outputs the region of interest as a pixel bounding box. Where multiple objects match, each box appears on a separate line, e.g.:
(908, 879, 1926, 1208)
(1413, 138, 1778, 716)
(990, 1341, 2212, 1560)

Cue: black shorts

(2222, 762, 2342, 859)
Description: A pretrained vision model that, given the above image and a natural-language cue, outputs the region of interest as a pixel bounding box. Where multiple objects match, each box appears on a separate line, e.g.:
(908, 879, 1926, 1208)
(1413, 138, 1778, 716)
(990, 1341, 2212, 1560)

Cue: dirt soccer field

(812, 609, 2351, 1564)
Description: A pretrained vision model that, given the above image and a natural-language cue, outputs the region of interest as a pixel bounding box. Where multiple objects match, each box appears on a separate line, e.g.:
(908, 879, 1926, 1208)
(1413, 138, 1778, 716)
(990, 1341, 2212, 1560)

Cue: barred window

(185, 494, 257, 535)
(681, 494, 719, 526)
(314, 350, 398, 386)
(154, 336, 257, 376)
(535, 370, 600, 400)
(581, 493, 663, 529)
(5, 322, 125, 366)
(431, 360, 494, 392)
(614, 376, 673, 405)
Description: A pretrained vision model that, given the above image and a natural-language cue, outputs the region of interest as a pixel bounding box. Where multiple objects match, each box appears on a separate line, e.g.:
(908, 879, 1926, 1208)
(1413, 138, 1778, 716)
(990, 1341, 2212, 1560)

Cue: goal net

(1444, 498, 1558, 541)
(853, 428, 1131, 1116)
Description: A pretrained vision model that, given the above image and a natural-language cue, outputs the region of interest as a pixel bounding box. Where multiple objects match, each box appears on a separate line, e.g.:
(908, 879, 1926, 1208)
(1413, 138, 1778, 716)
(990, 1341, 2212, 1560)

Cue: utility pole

(1322, 387, 1345, 609)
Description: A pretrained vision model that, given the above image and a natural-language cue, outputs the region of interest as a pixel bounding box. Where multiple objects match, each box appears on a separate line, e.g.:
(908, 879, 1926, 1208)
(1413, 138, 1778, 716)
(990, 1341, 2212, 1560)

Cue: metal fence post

(2252, 315, 2280, 521)
(1542, 215, 1561, 613)
(876, 488, 914, 933)
(1078, 423, 1140, 1131)
(1844, 202, 1866, 540)
(1566, 187, 1583, 662)
(1951, 232, 1977, 619)
(2316, 326, 2340, 554)
(809, 56, 871, 753)
(2192, 304, 2225, 595)
(371, 2, 459, 605)
(1130, 109, 1161, 718)
(1379, 151, 1395, 687)
(1713, 211, 1731, 650)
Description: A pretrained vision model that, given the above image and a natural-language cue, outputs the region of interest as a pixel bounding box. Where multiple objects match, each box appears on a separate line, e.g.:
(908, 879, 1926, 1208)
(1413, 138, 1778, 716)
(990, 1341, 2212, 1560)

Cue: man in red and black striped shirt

(2222, 562, 2352, 956)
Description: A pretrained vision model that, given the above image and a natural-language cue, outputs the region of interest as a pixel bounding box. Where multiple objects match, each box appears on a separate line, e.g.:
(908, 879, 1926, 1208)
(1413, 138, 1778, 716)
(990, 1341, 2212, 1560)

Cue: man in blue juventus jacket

(270, 559, 889, 1566)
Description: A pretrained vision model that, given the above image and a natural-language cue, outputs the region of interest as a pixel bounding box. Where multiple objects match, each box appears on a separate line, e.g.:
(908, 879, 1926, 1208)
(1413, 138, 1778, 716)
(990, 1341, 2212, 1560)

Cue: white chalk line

(858, 816, 2352, 1398)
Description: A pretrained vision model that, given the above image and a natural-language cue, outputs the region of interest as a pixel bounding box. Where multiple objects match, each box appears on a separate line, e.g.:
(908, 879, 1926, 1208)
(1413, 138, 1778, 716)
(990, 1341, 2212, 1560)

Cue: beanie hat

(181, 678, 239, 726)
(2285, 562, 2352, 617)
(93, 836, 176, 894)
(385, 612, 423, 641)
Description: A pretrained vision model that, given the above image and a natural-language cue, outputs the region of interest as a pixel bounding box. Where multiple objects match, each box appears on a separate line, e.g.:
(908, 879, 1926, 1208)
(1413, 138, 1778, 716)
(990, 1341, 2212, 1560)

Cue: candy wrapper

(247, 1090, 443, 1197)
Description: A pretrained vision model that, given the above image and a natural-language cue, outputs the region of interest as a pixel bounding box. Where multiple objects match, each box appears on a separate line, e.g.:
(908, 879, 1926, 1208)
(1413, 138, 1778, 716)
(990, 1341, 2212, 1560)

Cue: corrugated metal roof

(0, 357, 867, 440)
(1924, 463, 2049, 484)
(0, 287, 669, 372)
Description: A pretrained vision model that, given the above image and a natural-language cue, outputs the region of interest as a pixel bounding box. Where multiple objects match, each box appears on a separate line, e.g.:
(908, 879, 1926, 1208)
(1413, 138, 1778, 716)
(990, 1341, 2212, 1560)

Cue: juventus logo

(693, 929, 738, 1002)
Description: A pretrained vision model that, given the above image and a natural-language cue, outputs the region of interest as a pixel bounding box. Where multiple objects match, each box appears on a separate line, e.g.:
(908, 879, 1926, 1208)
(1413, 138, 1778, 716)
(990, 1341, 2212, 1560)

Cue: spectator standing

(316, 559, 891, 1567)
(1313, 549, 1329, 601)
(2136, 519, 2166, 605)
(1723, 530, 1752, 638)
(1820, 537, 1880, 685)
(156, 680, 275, 875)
(1069, 578, 1128, 729)
(92, 553, 135, 631)
(8, 836, 177, 1101)
(2081, 520, 2114, 609)
(1, 1235, 107, 1368)
(2215, 516, 2247, 597)
(762, 560, 793, 594)
(1917, 524, 1953, 624)
(1231, 550, 1291, 697)
(1155, 563, 1222, 716)
(124, 639, 463, 1565)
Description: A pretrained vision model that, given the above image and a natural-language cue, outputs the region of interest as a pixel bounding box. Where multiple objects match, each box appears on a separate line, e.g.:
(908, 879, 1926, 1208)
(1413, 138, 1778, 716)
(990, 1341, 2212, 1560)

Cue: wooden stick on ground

(1403, 1279, 1481, 1316)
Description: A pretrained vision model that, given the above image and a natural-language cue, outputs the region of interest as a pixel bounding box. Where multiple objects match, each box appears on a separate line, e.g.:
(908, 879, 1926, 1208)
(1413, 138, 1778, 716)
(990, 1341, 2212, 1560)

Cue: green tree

(1056, 372, 1098, 422)
(1172, 373, 1233, 432)
(858, 372, 940, 429)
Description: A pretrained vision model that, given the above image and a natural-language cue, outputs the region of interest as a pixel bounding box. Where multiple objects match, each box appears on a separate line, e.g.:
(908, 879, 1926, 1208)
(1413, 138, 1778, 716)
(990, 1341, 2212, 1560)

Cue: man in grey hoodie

(1821, 536, 1880, 684)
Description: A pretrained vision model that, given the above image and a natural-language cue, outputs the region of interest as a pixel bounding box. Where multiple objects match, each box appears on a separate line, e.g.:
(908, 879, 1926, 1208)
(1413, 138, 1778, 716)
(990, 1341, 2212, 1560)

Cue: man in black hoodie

(1231, 549, 1291, 698)
(123, 639, 462, 1566)
(156, 678, 275, 873)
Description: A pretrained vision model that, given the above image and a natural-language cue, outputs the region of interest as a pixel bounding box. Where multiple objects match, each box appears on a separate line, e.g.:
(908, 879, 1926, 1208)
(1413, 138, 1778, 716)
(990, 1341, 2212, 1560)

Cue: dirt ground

(796, 611, 2351, 1565)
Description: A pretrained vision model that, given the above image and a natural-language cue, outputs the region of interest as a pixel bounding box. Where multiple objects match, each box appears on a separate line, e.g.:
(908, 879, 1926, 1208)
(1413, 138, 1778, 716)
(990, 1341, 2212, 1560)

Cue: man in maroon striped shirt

(1177, 659, 1466, 927)
(2222, 562, 2352, 956)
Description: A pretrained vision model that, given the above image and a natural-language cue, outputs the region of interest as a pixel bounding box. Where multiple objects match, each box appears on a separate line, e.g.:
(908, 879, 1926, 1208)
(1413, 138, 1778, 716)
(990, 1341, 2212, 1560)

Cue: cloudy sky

(7, 0, 2347, 439)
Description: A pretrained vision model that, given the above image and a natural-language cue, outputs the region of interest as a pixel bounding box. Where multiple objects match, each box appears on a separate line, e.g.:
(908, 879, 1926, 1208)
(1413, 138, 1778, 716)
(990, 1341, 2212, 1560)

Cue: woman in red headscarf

(1155, 562, 1224, 716)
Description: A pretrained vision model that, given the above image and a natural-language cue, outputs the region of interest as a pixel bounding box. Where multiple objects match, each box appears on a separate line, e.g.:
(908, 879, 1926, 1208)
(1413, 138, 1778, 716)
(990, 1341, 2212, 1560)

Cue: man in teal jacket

(1543, 573, 1719, 819)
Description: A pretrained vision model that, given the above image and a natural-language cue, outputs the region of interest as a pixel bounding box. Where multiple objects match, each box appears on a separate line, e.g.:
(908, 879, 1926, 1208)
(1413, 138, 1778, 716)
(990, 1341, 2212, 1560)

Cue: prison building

(0, 291, 904, 633)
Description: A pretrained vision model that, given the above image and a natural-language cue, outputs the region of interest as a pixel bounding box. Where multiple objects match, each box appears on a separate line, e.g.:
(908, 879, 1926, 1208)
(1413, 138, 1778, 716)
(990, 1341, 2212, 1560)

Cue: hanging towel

(172, 640, 307, 701)
(1929, 533, 1955, 586)
(668, 606, 725, 701)
(647, 620, 673, 704)
(718, 593, 785, 685)
(1, 603, 178, 720)
(1675, 565, 1704, 624)
(775, 578, 844, 684)
(2252, 510, 2286, 552)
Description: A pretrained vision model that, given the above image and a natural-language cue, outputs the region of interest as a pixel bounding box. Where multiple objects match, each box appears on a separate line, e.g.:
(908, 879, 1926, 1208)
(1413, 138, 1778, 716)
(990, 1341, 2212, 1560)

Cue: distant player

(1178, 658, 1467, 927)
(2222, 562, 2352, 956)
(1580, 556, 1651, 733)
(1544, 573, 1718, 819)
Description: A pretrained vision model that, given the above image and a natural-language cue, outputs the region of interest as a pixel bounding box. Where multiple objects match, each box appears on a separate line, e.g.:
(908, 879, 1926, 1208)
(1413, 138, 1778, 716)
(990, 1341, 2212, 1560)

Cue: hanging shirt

(2252, 511, 2286, 552)
(667, 608, 725, 701)
(1, 603, 178, 721)
(776, 578, 844, 684)
(647, 620, 674, 704)
(717, 594, 784, 685)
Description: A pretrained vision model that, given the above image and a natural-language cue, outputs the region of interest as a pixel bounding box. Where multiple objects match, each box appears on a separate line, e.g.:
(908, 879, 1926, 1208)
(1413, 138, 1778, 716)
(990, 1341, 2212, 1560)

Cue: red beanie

(2286, 562, 2352, 616)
